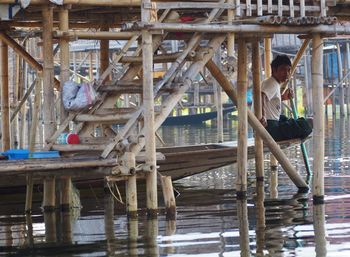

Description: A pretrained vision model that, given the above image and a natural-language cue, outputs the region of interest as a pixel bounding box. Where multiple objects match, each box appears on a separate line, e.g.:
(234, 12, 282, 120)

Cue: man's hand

(260, 116, 267, 127)
(281, 88, 293, 101)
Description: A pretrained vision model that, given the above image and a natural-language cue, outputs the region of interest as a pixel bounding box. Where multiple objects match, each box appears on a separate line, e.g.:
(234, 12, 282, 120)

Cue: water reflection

(1, 117, 350, 256)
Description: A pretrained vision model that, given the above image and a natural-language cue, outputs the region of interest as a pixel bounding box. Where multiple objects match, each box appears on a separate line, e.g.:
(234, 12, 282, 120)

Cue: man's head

(271, 55, 291, 83)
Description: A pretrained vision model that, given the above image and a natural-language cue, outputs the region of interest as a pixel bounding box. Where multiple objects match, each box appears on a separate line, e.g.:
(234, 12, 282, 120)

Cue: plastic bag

(62, 81, 98, 112)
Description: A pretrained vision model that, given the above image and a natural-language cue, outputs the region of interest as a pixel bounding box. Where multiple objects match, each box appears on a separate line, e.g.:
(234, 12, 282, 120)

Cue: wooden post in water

(124, 152, 138, 217)
(336, 42, 345, 117)
(59, 5, 72, 212)
(0, 40, 10, 151)
(142, 0, 158, 216)
(264, 38, 278, 170)
(161, 176, 176, 220)
(42, 5, 56, 211)
(312, 34, 325, 203)
(252, 40, 264, 181)
(236, 38, 248, 198)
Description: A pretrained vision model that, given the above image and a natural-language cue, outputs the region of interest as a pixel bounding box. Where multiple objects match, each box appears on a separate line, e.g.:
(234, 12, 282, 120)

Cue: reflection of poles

(128, 218, 139, 257)
(145, 219, 159, 257)
(164, 220, 176, 255)
(313, 204, 327, 257)
(25, 214, 34, 247)
(44, 211, 57, 243)
(104, 194, 116, 256)
(255, 182, 265, 256)
(61, 211, 73, 243)
(270, 169, 278, 199)
(237, 200, 251, 257)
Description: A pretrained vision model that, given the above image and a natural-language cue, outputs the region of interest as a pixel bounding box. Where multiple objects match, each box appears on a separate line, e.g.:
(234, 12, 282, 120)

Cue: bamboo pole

(213, 50, 223, 142)
(336, 42, 345, 117)
(346, 42, 350, 115)
(54, 30, 138, 40)
(227, 0, 235, 72)
(236, 38, 248, 197)
(100, 23, 109, 83)
(252, 40, 264, 180)
(26, 78, 41, 213)
(0, 0, 142, 6)
(0, 40, 10, 151)
(142, 0, 157, 216)
(59, 6, 70, 122)
(264, 38, 278, 170)
(124, 152, 138, 217)
(42, 5, 56, 211)
(312, 34, 325, 203)
(142, 23, 350, 35)
(206, 60, 308, 190)
(161, 175, 176, 220)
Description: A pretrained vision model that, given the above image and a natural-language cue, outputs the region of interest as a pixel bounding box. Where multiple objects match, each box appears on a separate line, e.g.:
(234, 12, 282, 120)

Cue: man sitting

(260, 54, 312, 141)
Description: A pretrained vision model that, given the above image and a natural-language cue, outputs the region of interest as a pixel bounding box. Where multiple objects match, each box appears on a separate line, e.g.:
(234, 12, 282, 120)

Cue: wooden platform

(0, 137, 305, 193)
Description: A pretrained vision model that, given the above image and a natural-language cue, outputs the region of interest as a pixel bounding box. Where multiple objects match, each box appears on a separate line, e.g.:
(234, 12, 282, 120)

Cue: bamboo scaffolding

(206, 59, 308, 190)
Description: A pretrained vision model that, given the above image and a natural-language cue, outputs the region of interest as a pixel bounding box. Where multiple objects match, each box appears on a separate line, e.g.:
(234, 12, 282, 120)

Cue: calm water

(1, 115, 350, 256)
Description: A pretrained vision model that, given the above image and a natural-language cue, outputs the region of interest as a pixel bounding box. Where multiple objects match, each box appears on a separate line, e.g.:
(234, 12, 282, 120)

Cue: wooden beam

(141, 23, 348, 34)
(54, 30, 138, 40)
(0, 0, 141, 6)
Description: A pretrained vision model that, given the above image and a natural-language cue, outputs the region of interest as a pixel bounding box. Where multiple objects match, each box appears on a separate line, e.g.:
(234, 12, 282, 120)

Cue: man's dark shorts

(266, 115, 313, 142)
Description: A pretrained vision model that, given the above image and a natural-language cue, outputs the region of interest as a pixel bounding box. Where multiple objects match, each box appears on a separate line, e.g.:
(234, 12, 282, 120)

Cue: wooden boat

(0, 138, 304, 194)
(162, 106, 236, 125)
